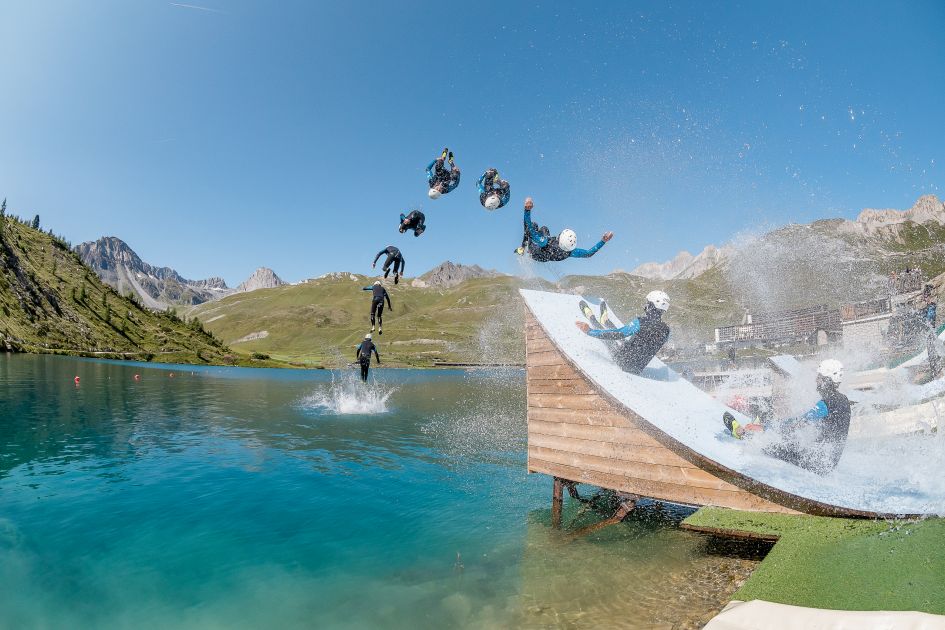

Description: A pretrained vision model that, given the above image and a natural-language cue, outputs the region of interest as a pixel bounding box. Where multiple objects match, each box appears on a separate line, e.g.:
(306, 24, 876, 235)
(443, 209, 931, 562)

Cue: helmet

(373, 280, 381, 286)
(428, 188, 442, 200)
(365, 333, 372, 340)
(484, 195, 501, 211)
(558, 229, 577, 252)
(817, 359, 843, 384)
(646, 290, 670, 311)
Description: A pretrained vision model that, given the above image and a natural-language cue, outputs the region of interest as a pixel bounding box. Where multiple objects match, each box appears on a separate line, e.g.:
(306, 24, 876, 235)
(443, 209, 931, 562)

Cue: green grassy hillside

(187, 266, 744, 367)
(0, 214, 251, 365)
(188, 274, 531, 367)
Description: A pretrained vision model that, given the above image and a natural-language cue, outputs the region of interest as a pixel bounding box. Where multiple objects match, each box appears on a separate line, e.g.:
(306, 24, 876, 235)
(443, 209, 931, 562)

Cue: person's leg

(377, 303, 384, 331)
(361, 361, 369, 381)
(383, 255, 393, 277)
(370, 300, 378, 328)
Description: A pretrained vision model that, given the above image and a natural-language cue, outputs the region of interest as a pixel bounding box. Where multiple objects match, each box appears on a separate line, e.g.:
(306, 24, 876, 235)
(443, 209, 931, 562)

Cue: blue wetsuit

(426, 157, 460, 194)
(523, 208, 606, 262)
(478, 169, 510, 208)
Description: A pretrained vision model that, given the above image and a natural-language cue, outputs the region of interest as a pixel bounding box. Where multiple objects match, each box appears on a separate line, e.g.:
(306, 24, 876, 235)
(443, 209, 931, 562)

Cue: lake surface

(0, 354, 763, 629)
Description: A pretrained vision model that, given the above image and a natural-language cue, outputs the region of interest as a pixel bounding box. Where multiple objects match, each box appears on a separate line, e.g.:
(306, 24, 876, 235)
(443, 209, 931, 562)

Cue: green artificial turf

(683, 507, 945, 613)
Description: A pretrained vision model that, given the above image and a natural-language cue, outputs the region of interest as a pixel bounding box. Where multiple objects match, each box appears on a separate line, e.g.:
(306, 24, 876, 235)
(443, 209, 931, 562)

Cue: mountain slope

(236, 267, 285, 293)
(76, 236, 230, 308)
(0, 216, 247, 364)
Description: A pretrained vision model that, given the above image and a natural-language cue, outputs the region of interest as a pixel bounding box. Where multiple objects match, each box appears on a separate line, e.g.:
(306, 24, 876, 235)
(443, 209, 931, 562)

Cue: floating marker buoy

(169, 373, 174, 378)
(74, 376, 80, 384)
(134, 374, 140, 381)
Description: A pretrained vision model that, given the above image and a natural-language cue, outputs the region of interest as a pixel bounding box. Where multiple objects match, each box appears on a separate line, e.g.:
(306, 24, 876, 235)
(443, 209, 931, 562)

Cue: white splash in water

(299, 373, 396, 415)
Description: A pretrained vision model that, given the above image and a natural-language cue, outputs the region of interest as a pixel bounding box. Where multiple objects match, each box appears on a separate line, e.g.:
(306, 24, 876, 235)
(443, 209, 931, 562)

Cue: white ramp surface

(521, 289, 945, 516)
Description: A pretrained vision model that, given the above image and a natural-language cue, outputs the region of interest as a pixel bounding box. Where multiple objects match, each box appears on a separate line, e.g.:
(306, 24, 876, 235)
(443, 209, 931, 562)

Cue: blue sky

(1, 1, 943, 285)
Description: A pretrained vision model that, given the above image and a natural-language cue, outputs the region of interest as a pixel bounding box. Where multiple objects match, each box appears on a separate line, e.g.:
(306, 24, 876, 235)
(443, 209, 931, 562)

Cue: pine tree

(0, 198, 6, 217)
(80, 284, 87, 301)
(31, 215, 40, 229)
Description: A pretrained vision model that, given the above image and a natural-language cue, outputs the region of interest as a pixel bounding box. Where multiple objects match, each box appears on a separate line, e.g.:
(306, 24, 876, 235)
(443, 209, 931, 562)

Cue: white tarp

(704, 600, 945, 630)
(521, 289, 945, 515)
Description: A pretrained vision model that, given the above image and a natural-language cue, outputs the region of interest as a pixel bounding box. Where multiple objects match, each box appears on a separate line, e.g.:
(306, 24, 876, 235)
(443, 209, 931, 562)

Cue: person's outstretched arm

(524, 208, 548, 247)
(499, 182, 511, 206)
(372, 249, 386, 266)
(570, 232, 613, 258)
(425, 159, 437, 181)
(477, 171, 487, 194)
(373, 346, 381, 364)
(398, 256, 405, 276)
(586, 318, 640, 339)
(355, 343, 362, 361)
(384, 289, 392, 310)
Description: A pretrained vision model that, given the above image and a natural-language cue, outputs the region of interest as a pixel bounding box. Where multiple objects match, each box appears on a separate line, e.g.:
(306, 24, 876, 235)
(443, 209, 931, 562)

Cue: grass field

(684, 507, 945, 613)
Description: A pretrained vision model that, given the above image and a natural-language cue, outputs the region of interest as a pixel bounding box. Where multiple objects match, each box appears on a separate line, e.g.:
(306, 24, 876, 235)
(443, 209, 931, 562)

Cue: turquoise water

(0, 354, 761, 629)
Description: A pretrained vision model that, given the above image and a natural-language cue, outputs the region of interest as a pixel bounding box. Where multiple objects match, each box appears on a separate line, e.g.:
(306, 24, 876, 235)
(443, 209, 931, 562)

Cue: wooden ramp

(527, 310, 801, 515)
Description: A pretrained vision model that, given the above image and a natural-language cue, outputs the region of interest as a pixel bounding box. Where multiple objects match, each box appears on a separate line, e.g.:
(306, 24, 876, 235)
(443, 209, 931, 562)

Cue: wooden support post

(551, 477, 564, 529)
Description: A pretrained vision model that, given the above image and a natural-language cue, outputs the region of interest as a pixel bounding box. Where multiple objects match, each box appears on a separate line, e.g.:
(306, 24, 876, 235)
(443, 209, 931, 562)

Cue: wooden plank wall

(525, 312, 799, 514)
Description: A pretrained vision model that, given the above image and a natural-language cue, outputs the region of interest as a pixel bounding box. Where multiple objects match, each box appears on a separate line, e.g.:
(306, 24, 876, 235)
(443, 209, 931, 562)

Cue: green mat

(683, 508, 945, 613)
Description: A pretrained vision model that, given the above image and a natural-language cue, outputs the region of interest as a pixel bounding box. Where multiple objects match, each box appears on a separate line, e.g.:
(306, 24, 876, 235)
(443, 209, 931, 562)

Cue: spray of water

(298, 370, 397, 416)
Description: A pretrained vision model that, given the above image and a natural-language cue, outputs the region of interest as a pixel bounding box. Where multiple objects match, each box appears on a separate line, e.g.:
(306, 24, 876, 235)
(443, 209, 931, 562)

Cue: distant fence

(715, 305, 840, 344)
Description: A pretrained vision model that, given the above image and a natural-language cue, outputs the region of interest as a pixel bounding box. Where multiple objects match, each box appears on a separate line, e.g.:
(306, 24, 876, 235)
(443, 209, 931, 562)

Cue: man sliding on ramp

(362, 280, 393, 334)
(723, 359, 851, 475)
(399, 210, 426, 236)
(575, 291, 670, 375)
(478, 168, 510, 211)
(355, 333, 381, 382)
(516, 197, 613, 261)
(372, 245, 405, 284)
(426, 148, 461, 200)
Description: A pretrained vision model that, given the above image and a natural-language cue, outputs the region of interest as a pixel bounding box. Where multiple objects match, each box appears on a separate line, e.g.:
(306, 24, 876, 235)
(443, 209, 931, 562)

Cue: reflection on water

(0, 355, 762, 628)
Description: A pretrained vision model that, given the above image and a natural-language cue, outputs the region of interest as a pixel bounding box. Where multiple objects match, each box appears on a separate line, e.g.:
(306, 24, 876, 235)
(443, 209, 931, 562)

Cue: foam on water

(298, 371, 396, 415)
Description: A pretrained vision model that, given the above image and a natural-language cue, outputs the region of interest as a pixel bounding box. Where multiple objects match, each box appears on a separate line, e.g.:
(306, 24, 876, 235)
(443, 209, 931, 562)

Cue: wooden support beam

(551, 477, 564, 529)
(568, 498, 637, 538)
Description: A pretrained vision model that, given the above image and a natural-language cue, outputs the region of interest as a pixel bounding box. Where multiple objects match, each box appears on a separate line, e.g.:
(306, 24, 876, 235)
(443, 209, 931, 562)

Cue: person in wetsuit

(355, 333, 381, 381)
(478, 168, 510, 211)
(362, 280, 393, 334)
(426, 148, 460, 200)
(399, 210, 426, 236)
(724, 359, 851, 475)
(516, 197, 613, 261)
(575, 291, 671, 375)
(372, 246, 405, 284)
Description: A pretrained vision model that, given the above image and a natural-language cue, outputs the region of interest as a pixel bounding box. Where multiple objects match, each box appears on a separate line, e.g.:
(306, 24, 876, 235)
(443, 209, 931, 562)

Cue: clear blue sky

(1, 1, 943, 285)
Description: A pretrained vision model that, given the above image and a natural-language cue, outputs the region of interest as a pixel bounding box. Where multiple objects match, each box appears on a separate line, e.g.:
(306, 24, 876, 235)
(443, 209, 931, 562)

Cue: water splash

(298, 372, 396, 416)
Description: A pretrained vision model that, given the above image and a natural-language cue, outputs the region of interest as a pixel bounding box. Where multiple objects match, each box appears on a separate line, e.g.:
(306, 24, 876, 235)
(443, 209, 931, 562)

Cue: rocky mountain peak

(855, 195, 945, 232)
(629, 244, 731, 280)
(413, 261, 504, 288)
(236, 267, 286, 293)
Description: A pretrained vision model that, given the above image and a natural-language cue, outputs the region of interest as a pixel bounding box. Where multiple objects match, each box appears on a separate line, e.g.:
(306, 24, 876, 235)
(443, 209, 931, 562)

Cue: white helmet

(373, 280, 381, 286)
(365, 333, 372, 340)
(427, 188, 442, 200)
(558, 229, 577, 252)
(817, 359, 843, 384)
(484, 194, 501, 211)
(646, 290, 670, 311)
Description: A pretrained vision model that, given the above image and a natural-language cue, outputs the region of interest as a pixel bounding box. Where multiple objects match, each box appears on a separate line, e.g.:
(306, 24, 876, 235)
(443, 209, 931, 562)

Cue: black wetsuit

(355, 339, 380, 381)
(764, 386, 851, 475)
(373, 246, 405, 278)
(400, 210, 426, 236)
(589, 308, 670, 375)
(363, 284, 392, 328)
